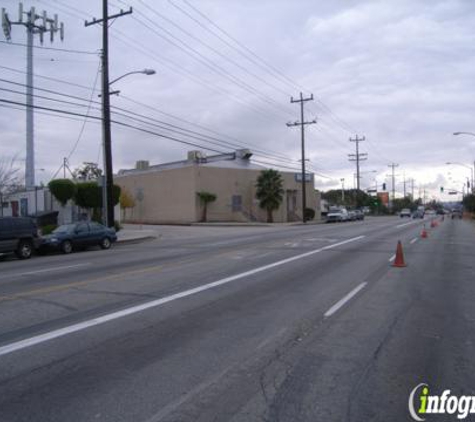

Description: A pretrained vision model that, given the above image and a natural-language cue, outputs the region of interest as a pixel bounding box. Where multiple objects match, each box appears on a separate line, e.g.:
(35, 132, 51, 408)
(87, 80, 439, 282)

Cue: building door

(286, 190, 298, 222)
(11, 201, 19, 217)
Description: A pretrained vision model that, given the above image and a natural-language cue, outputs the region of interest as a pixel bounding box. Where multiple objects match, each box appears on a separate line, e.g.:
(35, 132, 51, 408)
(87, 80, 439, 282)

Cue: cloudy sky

(1, 0, 475, 201)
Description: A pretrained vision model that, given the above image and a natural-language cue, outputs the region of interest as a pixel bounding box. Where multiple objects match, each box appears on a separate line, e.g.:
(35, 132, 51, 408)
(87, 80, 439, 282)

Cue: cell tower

(2, 3, 64, 190)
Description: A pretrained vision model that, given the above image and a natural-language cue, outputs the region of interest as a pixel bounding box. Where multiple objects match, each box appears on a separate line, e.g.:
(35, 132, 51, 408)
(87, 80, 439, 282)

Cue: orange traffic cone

(392, 240, 406, 267)
(421, 226, 428, 238)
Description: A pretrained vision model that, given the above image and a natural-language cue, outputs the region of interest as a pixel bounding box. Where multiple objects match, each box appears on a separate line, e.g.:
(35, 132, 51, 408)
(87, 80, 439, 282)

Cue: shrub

(48, 179, 77, 206)
(114, 220, 122, 232)
(304, 207, 315, 221)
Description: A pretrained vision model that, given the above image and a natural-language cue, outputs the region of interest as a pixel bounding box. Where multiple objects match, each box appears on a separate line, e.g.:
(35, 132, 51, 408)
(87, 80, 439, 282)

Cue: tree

(73, 162, 102, 181)
(120, 189, 135, 220)
(0, 156, 22, 194)
(197, 191, 217, 222)
(74, 182, 102, 210)
(48, 179, 77, 206)
(255, 169, 284, 223)
(74, 182, 121, 221)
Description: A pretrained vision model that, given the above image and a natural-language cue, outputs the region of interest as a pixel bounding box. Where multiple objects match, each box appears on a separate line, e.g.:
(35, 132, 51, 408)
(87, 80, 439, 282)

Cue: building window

(232, 195, 242, 212)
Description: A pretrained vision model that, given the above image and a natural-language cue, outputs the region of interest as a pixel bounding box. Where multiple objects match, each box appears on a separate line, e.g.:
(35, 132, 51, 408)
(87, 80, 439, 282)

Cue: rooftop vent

(236, 149, 253, 160)
(135, 160, 149, 170)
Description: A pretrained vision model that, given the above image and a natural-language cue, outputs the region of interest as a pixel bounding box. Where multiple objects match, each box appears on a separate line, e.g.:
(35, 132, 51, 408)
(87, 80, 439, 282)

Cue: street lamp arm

(453, 132, 475, 137)
(109, 69, 156, 86)
(446, 161, 472, 171)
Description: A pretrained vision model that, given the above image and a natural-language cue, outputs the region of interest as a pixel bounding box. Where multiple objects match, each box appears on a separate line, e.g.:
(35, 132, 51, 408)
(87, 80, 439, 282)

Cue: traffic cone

(421, 226, 428, 238)
(392, 240, 406, 267)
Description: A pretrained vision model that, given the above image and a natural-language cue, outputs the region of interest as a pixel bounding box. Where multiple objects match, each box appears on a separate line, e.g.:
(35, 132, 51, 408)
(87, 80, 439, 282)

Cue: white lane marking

(0, 235, 365, 357)
(395, 220, 420, 228)
(410, 238, 418, 245)
(3, 263, 91, 278)
(305, 238, 337, 242)
(324, 282, 368, 318)
(388, 254, 396, 262)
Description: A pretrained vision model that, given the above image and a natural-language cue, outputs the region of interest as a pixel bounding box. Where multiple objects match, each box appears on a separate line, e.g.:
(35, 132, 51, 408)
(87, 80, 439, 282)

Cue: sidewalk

(116, 227, 158, 244)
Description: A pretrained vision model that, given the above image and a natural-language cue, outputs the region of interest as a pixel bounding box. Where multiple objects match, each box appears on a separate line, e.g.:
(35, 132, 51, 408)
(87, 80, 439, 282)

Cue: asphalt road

(0, 216, 474, 422)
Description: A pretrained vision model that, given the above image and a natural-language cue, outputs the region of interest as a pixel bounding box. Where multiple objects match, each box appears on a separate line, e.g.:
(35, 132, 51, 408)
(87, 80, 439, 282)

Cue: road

(0, 216, 474, 421)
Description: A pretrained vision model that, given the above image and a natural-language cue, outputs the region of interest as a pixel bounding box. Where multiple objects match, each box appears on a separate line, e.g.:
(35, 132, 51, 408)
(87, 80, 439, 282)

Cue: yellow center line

(0, 239, 290, 302)
(0, 265, 163, 302)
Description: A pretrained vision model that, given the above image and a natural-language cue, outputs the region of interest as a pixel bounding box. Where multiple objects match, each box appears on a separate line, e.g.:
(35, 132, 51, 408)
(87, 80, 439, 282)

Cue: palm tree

(256, 169, 284, 223)
(197, 191, 217, 222)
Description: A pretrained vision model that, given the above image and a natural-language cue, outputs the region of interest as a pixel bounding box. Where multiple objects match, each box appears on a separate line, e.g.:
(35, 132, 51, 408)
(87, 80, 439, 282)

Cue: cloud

(0, 0, 474, 202)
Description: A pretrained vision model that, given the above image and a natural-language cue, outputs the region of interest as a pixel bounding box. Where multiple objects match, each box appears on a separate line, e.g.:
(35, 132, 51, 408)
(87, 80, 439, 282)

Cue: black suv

(0, 217, 39, 259)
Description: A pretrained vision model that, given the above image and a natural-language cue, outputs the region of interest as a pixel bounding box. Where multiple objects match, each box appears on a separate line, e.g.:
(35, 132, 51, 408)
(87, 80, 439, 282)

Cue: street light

(101, 68, 156, 227)
(108, 69, 156, 95)
(446, 161, 474, 195)
(453, 132, 475, 194)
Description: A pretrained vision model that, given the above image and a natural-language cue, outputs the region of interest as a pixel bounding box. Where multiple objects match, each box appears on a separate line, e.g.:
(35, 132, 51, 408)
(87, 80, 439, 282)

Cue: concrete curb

(116, 235, 157, 245)
(190, 221, 325, 227)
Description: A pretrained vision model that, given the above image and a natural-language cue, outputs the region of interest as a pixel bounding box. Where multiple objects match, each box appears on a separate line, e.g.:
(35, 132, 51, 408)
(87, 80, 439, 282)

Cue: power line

(110, 28, 289, 123)
(170, 0, 302, 93)
(0, 98, 229, 154)
(67, 62, 101, 160)
(118, 95, 294, 163)
(131, 0, 291, 98)
(0, 64, 99, 91)
(171, 0, 361, 137)
(127, 14, 293, 120)
(0, 77, 297, 164)
(0, 40, 96, 55)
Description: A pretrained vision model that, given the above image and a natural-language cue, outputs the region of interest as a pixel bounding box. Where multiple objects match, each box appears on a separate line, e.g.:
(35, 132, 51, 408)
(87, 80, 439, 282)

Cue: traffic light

(440, 186, 444, 193)
(382, 183, 386, 190)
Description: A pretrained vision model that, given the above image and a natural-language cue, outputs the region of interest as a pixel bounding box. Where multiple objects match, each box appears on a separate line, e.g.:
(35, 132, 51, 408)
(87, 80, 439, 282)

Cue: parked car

(0, 217, 39, 259)
(354, 209, 365, 220)
(326, 207, 349, 223)
(347, 210, 357, 221)
(399, 208, 411, 218)
(39, 222, 117, 254)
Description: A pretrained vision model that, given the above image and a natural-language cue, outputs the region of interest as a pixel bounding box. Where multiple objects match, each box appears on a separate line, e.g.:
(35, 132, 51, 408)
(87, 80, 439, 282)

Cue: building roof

(117, 149, 267, 177)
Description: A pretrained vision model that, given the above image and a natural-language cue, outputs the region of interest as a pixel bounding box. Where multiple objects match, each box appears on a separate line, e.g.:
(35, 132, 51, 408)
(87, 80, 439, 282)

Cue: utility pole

(403, 172, 406, 198)
(287, 92, 316, 223)
(388, 163, 399, 205)
(410, 178, 415, 199)
(340, 178, 345, 203)
(85, 2, 132, 227)
(2, 4, 64, 190)
(348, 135, 367, 191)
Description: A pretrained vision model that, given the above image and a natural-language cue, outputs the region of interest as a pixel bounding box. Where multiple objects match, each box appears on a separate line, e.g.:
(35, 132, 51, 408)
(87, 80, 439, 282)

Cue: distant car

(347, 210, 357, 221)
(412, 210, 424, 219)
(326, 207, 349, 223)
(0, 217, 39, 259)
(425, 210, 436, 217)
(451, 210, 462, 219)
(39, 222, 117, 254)
(354, 209, 365, 220)
(399, 208, 411, 218)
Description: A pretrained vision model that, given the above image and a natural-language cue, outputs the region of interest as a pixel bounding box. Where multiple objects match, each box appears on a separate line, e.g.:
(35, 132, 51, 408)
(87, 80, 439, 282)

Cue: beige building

(116, 149, 320, 224)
